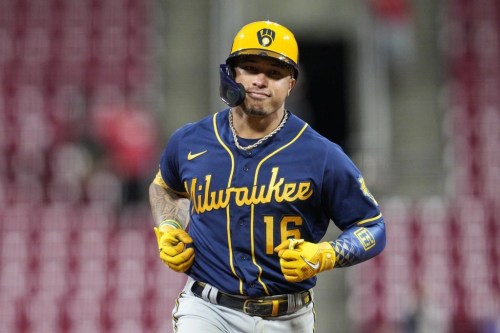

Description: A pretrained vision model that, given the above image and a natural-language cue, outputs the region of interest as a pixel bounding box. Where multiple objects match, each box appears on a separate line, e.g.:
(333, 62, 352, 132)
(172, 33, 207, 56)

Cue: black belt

(190, 281, 311, 317)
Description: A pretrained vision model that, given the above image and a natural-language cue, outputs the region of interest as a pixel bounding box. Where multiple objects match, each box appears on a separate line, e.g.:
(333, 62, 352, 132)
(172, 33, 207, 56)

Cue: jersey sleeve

(322, 143, 383, 230)
(157, 125, 189, 194)
(322, 143, 386, 266)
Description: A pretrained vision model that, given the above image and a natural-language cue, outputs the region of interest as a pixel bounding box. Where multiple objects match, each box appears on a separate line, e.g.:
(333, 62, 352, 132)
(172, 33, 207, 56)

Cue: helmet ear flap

(219, 64, 246, 107)
(226, 61, 236, 78)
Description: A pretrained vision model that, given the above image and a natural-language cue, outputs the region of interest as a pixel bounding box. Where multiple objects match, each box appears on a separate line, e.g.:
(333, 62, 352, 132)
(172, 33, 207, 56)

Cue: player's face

(233, 56, 296, 117)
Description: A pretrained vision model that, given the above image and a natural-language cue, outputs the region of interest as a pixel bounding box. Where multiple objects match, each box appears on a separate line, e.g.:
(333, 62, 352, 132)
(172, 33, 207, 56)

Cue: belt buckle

(243, 299, 280, 317)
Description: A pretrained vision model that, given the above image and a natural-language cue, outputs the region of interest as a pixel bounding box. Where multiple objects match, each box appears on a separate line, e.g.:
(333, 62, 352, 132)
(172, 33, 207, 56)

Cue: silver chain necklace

(229, 110, 289, 151)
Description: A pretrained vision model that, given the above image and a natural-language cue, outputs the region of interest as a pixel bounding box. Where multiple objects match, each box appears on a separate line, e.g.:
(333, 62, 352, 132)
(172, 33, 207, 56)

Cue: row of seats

(0, 0, 147, 30)
(348, 199, 500, 333)
(0, 61, 148, 92)
(0, 26, 149, 66)
(0, 276, 185, 333)
(0, 203, 186, 333)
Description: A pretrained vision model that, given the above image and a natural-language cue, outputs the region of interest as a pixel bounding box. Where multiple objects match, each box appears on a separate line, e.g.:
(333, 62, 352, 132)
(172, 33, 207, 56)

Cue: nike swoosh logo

(187, 150, 207, 160)
(301, 255, 320, 271)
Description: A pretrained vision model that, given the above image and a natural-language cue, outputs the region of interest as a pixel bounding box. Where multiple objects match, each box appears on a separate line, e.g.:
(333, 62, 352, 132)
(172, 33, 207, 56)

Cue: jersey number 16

(263, 215, 302, 255)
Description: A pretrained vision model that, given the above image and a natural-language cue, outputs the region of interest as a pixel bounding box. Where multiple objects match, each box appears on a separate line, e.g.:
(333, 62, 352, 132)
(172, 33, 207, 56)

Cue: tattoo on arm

(149, 183, 190, 228)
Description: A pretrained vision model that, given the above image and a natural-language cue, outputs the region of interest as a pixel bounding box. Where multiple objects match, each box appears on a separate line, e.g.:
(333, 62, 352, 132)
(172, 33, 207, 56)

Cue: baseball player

(150, 20, 386, 333)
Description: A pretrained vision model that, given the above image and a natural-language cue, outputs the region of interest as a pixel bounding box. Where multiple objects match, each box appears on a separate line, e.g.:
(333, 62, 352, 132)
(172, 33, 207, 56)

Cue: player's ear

(288, 77, 296, 95)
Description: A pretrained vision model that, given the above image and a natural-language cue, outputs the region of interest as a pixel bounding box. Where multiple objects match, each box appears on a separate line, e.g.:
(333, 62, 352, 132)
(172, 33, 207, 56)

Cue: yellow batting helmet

(226, 21, 299, 79)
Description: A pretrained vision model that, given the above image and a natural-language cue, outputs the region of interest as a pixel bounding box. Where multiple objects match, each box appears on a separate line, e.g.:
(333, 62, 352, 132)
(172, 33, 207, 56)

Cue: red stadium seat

(62, 291, 105, 333)
(0, 261, 29, 299)
(37, 259, 69, 299)
(60, 0, 91, 29)
(0, 294, 17, 332)
(106, 295, 144, 333)
(85, 170, 123, 207)
(58, 26, 90, 63)
(0, 28, 14, 65)
(25, 293, 63, 333)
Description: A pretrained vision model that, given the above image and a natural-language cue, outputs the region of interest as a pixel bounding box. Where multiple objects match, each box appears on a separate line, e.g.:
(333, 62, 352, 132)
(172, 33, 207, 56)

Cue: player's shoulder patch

(358, 176, 378, 206)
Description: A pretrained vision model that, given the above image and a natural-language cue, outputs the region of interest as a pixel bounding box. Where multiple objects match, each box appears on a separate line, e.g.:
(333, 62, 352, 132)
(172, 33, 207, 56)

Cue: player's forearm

(149, 182, 190, 229)
(330, 220, 386, 268)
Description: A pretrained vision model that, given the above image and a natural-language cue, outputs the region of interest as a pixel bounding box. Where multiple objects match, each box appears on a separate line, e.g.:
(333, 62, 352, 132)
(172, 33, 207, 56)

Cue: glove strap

(159, 219, 182, 230)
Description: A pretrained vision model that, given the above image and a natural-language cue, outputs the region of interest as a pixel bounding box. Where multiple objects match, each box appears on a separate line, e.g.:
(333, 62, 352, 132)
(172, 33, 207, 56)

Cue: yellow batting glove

(274, 239, 336, 282)
(154, 226, 195, 273)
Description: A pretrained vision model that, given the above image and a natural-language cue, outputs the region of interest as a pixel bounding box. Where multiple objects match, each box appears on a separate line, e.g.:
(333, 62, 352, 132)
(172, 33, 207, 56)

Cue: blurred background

(0, 0, 498, 332)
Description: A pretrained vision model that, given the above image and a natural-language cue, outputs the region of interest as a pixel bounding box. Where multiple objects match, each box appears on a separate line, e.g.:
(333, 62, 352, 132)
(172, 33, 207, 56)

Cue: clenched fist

(154, 227, 195, 273)
(274, 239, 336, 282)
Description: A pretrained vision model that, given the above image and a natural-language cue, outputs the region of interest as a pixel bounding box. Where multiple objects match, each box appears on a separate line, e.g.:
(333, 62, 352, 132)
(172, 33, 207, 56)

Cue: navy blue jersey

(158, 109, 383, 297)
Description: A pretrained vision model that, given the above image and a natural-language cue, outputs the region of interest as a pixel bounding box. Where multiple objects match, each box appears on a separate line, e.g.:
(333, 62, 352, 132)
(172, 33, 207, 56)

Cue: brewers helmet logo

(257, 28, 276, 47)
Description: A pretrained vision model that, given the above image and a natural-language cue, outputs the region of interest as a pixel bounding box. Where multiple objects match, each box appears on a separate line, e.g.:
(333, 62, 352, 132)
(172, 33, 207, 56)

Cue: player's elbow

(370, 219, 386, 257)
(148, 181, 156, 197)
